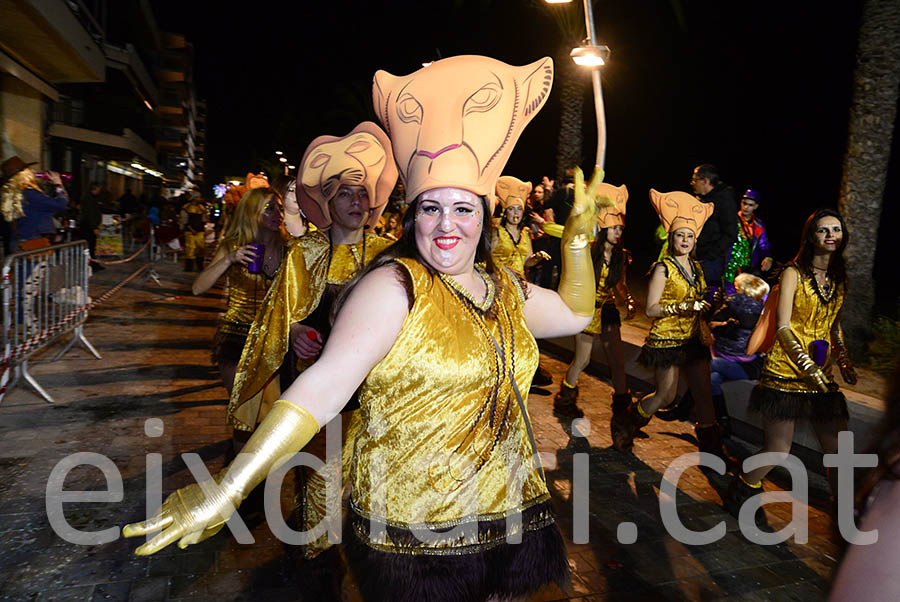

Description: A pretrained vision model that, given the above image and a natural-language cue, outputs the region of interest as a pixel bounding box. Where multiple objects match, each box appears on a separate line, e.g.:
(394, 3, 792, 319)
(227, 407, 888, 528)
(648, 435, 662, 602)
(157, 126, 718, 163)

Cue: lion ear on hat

(296, 121, 398, 231)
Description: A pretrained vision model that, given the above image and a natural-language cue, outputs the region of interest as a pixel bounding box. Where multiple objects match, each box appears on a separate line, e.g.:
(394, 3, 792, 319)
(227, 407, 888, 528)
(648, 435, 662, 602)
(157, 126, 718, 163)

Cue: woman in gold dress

(554, 183, 635, 423)
(612, 189, 735, 468)
(725, 208, 857, 514)
(192, 186, 285, 394)
(124, 55, 605, 601)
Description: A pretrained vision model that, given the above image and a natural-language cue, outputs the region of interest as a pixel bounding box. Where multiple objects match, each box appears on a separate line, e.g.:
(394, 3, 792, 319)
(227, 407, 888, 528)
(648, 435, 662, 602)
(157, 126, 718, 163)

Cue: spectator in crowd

(707, 272, 769, 436)
(80, 181, 103, 269)
(723, 188, 773, 294)
(118, 185, 139, 217)
(1, 157, 69, 249)
(691, 163, 738, 301)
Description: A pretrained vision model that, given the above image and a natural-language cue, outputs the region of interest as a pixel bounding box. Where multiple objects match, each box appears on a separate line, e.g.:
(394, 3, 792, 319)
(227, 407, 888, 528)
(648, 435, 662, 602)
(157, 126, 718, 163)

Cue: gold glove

(123, 401, 320, 555)
(831, 322, 858, 385)
(624, 292, 637, 320)
(558, 166, 611, 316)
(660, 300, 710, 317)
(776, 327, 829, 392)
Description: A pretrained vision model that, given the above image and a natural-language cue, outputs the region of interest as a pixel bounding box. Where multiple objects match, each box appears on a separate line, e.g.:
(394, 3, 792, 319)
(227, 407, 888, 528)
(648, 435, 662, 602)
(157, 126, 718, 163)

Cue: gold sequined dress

(638, 255, 711, 367)
(344, 258, 568, 598)
(491, 222, 532, 276)
(582, 248, 632, 334)
(211, 261, 275, 365)
(749, 265, 848, 421)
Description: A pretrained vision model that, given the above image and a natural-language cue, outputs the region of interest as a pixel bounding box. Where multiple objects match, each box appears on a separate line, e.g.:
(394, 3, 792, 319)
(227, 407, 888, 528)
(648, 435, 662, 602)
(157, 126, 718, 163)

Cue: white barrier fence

(0, 241, 100, 404)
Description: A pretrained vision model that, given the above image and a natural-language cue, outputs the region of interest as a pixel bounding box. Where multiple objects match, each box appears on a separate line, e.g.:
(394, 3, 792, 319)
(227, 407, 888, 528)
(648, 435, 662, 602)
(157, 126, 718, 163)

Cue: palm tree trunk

(838, 0, 900, 357)
(555, 56, 587, 183)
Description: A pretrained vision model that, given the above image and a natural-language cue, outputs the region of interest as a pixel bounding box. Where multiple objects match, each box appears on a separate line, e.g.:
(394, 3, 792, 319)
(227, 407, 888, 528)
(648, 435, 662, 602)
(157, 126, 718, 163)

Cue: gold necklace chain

(437, 265, 496, 313)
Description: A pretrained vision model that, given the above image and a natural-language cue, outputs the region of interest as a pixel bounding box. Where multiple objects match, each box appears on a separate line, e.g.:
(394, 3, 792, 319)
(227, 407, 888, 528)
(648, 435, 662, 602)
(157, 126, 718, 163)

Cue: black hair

(592, 227, 625, 288)
(695, 164, 721, 186)
(332, 194, 500, 321)
(791, 208, 848, 287)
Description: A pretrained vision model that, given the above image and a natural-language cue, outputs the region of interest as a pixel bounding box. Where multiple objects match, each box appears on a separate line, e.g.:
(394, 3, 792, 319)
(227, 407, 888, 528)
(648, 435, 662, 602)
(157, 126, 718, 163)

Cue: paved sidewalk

(0, 260, 841, 601)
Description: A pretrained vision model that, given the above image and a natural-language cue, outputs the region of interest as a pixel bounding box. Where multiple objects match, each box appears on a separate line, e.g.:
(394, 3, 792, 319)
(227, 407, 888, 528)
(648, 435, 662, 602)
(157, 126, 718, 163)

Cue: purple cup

(810, 339, 829, 367)
(246, 243, 265, 274)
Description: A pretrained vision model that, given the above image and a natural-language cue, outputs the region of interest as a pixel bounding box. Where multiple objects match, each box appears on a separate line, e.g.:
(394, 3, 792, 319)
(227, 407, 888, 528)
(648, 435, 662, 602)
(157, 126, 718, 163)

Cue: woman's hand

(230, 245, 259, 267)
(290, 323, 323, 359)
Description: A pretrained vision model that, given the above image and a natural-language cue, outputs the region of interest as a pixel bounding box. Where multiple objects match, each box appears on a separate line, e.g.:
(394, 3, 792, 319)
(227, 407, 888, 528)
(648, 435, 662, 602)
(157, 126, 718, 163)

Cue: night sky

(151, 0, 899, 311)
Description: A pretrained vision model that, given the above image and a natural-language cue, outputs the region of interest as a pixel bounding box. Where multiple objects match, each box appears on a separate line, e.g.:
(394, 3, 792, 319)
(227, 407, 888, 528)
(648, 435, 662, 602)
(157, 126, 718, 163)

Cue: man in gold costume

(226, 122, 397, 593)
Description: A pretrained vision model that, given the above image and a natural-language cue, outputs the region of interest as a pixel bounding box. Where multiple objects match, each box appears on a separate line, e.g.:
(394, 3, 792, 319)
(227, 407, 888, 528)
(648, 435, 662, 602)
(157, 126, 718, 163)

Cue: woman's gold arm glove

(831, 322, 858, 385)
(557, 166, 612, 316)
(123, 401, 320, 555)
(659, 300, 710, 317)
(776, 327, 829, 392)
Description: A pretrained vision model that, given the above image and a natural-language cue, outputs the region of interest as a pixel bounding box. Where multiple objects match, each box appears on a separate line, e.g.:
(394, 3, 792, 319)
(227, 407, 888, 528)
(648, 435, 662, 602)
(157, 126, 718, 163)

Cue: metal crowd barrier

(0, 240, 100, 404)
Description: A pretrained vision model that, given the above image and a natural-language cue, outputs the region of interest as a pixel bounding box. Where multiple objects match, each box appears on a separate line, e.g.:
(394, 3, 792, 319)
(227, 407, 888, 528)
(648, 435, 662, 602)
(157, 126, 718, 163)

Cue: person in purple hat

(722, 188, 773, 295)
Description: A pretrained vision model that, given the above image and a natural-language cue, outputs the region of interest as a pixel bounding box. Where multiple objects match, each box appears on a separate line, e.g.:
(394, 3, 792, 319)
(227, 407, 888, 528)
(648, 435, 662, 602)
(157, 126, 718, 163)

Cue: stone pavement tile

(799, 555, 837, 581)
(90, 581, 131, 601)
(167, 574, 209, 599)
(148, 553, 216, 578)
(709, 566, 785, 595)
(633, 555, 708, 584)
(765, 559, 829, 585)
(35, 585, 96, 601)
(128, 576, 169, 602)
(664, 574, 728, 600)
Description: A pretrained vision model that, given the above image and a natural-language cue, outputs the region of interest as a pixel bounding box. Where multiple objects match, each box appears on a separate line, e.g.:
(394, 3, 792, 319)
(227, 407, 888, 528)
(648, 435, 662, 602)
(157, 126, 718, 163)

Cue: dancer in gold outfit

(225, 122, 396, 595)
(612, 189, 735, 469)
(192, 187, 286, 395)
(725, 208, 856, 514)
(124, 54, 607, 602)
(554, 182, 635, 423)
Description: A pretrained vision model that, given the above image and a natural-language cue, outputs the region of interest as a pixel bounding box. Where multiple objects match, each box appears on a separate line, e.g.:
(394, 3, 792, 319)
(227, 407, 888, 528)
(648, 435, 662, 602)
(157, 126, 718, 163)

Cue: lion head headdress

(373, 55, 553, 212)
(495, 175, 532, 212)
(595, 183, 628, 229)
(649, 189, 713, 236)
(296, 121, 398, 231)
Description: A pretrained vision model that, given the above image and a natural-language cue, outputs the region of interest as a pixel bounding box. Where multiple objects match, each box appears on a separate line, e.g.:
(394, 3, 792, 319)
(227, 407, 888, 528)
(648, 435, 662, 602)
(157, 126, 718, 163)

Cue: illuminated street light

(545, 0, 609, 169)
(570, 45, 609, 68)
(288, 164, 296, 170)
(275, 150, 283, 156)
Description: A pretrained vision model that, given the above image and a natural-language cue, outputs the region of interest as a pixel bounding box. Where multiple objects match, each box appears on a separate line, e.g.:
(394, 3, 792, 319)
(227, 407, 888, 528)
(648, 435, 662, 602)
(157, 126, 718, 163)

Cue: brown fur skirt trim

(638, 338, 710, 368)
(211, 328, 248, 366)
(343, 502, 570, 602)
(748, 385, 849, 423)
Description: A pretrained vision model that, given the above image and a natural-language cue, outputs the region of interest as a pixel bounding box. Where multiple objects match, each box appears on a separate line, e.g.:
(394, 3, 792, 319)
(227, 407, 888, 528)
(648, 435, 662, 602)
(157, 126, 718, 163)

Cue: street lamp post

(546, 0, 609, 170)
(582, 0, 606, 171)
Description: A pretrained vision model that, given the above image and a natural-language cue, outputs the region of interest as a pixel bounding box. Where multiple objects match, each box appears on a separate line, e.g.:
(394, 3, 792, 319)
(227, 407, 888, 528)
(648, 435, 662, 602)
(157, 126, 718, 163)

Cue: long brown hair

(791, 208, 848, 287)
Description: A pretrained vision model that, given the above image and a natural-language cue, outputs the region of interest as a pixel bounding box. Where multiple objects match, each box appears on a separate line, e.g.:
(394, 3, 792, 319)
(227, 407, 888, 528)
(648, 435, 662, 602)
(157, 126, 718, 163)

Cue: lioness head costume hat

(246, 172, 269, 190)
(595, 183, 628, 229)
(373, 55, 554, 212)
(649, 189, 714, 236)
(296, 121, 398, 231)
(496, 175, 532, 212)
